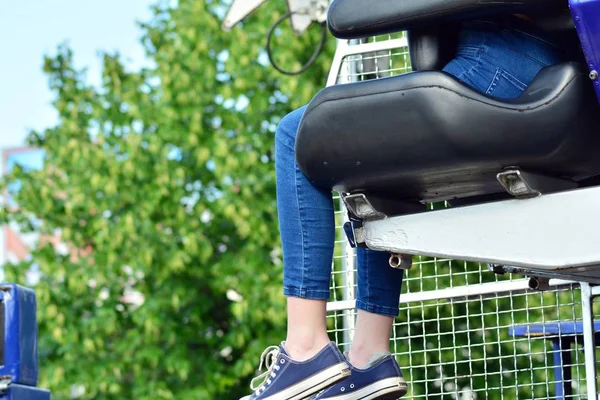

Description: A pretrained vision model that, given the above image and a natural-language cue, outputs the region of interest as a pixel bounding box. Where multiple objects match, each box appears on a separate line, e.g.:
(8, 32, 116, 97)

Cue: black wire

(266, 11, 328, 76)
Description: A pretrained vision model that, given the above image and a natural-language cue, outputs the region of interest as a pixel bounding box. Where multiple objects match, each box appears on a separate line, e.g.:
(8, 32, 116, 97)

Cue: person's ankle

(347, 343, 390, 369)
(284, 335, 331, 362)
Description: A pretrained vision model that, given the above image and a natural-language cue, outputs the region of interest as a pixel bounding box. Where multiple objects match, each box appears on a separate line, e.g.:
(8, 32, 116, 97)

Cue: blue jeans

(276, 17, 564, 317)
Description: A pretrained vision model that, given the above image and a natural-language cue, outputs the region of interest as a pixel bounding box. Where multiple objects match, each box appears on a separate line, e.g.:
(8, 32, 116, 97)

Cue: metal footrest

(356, 186, 600, 283)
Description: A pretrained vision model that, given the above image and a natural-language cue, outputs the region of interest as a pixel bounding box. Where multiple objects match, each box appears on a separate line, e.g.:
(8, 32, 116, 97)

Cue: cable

(266, 11, 327, 76)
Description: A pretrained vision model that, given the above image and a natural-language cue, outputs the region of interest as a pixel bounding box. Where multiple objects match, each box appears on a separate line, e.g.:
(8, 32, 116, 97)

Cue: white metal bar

(339, 38, 409, 57)
(580, 283, 598, 399)
(330, 36, 360, 347)
(340, 209, 356, 346)
(363, 186, 600, 272)
(286, 0, 317, 34)
(327, 40, 351, 86)
(326, 38, 409, 86)
(326, 278, 575, 312)
(222, 0, 270, 30)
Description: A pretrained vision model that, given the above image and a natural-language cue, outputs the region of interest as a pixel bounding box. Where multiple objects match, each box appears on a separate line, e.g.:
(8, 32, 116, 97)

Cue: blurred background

(2, 2, 592, 399)
(0, 0, 332, 398)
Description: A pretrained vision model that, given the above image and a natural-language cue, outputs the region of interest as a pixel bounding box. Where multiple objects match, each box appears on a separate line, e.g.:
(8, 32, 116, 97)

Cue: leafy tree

(2, 0, 583, 399)
(1, 0, 334, 398)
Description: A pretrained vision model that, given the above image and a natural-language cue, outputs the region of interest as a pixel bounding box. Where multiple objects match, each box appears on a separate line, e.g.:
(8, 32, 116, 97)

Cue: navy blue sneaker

(311, 352, 407, 400)
(240, 342, 351, 400)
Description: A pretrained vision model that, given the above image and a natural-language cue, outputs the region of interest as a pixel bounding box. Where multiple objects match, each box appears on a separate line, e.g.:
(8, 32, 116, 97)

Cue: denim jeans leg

(276, 106, 333, 300)
(356, 248, 404, 317)
(443, 18, 565, 99)
(277, 107, 404, 310)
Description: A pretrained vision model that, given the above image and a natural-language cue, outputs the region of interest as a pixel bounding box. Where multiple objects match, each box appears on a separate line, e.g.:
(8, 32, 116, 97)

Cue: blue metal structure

(510, 321, 600, 399)
(0, 285, 39, 385)
(0, 285, 50, 400)
(570, 0, 600, 104)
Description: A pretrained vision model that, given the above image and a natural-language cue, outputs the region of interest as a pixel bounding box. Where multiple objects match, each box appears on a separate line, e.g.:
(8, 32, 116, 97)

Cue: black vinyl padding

(407, 14, 580, 72)
(295, 63, 600, 203)
(407, 25, 461, 71)
(328, 0, 565, 39)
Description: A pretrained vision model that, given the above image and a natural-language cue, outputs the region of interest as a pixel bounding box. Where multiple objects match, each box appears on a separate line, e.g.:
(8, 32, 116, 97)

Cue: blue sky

(0, 0, 153, 150)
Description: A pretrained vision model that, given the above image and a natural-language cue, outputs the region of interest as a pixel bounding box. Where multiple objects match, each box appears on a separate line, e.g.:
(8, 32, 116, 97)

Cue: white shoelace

(250, 346, 282, 394)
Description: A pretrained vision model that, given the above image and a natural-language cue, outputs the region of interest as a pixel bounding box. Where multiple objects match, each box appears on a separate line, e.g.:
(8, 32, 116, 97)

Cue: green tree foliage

(1, 0, 334, 398)
(1, 1, 584, 399)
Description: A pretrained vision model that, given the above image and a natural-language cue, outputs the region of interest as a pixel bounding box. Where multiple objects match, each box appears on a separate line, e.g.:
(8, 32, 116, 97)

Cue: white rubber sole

(319, 377, 408, 400)
(260, 361, 351, 400)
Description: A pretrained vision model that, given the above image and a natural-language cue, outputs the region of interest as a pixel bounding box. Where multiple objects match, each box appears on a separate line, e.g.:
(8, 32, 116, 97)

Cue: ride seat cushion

(295, 63, 600, 202)
(327, 0, 565, 39)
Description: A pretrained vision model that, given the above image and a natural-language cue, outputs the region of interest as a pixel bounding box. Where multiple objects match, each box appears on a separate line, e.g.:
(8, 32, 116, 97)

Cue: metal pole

(328, 37, 359, 351)
(580, 282, 598, 399)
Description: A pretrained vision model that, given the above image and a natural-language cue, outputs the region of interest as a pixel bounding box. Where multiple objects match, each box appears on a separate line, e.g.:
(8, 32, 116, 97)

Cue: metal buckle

(343, 221, 367, 248)
(497, 169, 577, 199)
(342, 194, 387, 221)
(389, 253, 413, 270)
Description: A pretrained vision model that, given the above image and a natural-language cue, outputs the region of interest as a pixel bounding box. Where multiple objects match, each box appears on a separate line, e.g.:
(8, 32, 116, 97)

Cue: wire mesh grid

(331, 33, 411, 85)
(325, 35, 595, 399)
(328, 282, 589, 400)
(327, 33, 412, 301)
(591, 295, 600, 393)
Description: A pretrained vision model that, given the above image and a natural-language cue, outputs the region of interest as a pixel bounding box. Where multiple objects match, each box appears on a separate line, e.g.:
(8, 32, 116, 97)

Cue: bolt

(528, 277, 550, 291)
(389, 253, 413, 270)
(591, 70, 599, 81)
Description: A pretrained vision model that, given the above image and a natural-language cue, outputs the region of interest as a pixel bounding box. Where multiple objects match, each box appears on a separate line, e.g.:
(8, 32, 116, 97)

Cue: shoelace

(250, 346, 281, 394)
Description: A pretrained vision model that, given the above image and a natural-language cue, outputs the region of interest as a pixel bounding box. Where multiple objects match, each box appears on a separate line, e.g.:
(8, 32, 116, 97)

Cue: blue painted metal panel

(0, 384, 50, 400)
(0, 285, 39, 386)
(508, 321, 600, 337)
(509, 322, 600, 399)
(569, 0, 600, 105)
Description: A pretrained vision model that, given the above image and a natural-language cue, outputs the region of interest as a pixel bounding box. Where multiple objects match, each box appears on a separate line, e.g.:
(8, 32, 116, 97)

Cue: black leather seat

(295, 0, 600, 205)
(327, 0, 564, 39)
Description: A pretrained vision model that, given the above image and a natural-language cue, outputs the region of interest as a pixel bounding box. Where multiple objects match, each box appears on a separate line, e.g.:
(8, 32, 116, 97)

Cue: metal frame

(581, 283, 598, 398)
(327, 36, 409, 351)
(330, 46, 358, 349)
(350, 185, 600, 283)
(328, 277, 575, 312)
(325, 30, 600, 398)
(222, 0, 328, 34)
(326, 37, 409, 86)
(569, 0, 600, 105)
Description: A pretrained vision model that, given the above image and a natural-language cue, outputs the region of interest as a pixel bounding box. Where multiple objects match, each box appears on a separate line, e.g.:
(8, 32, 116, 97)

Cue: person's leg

(276, 107, 404, 377)
(349, 310, 395, 368)
(240, 106, 351, 400)
(276, 106, 336, 360)
(311, 250, 408, 400)
(276, 106, 405, 368)
(348, 249, 403, 368)
(285, 297, 330, 360)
